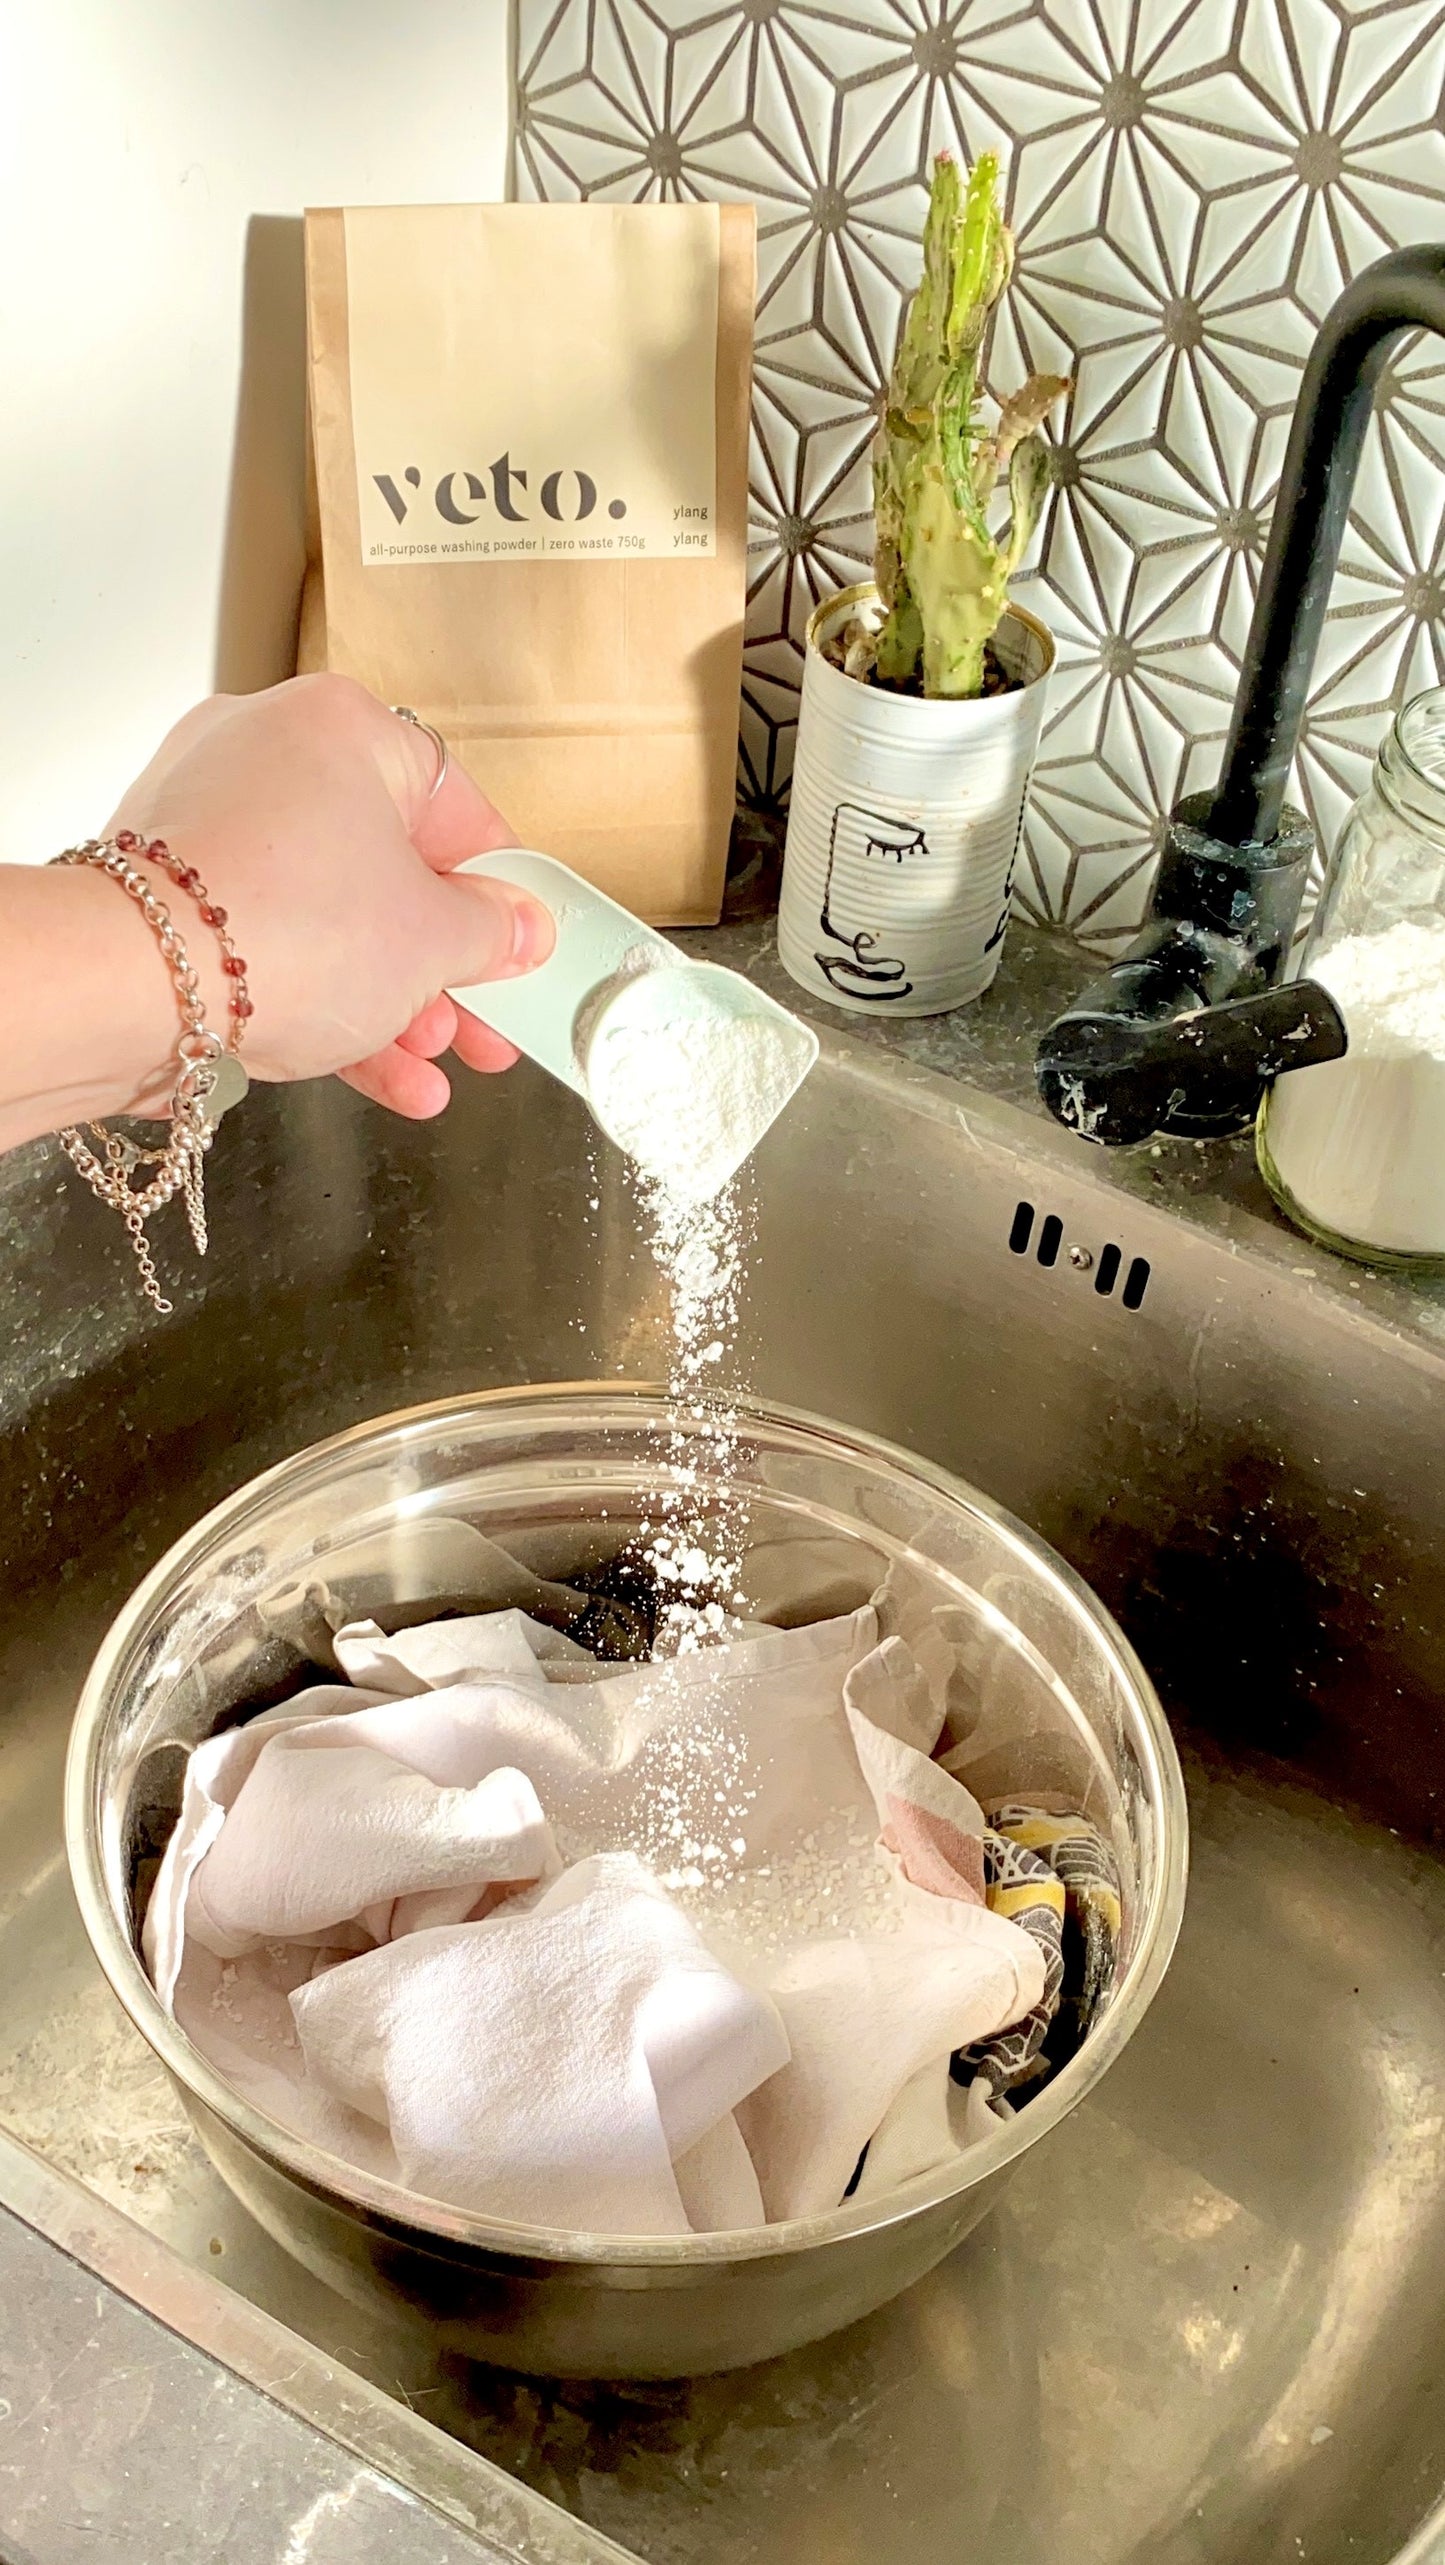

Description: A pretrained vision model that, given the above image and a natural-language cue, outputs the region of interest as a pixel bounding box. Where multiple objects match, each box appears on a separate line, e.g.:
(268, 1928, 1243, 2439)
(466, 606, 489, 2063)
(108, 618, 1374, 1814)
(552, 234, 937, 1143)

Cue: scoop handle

(447, 851, 677, 1096)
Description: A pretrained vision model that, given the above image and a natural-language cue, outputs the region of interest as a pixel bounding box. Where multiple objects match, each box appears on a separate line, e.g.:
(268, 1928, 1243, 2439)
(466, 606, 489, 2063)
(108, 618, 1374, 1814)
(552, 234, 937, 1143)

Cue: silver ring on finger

(391, 705, 450, 801)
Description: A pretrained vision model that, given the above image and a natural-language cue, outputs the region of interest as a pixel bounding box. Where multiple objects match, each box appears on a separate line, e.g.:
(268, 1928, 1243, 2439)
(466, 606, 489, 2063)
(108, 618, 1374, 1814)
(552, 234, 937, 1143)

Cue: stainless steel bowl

(66, 1385, 1187, 2379)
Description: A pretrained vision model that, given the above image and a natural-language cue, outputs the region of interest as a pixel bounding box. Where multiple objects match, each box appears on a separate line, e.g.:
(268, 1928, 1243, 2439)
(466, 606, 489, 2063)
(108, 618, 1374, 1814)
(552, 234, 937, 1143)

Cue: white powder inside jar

(1265, 916, 1445, 1255)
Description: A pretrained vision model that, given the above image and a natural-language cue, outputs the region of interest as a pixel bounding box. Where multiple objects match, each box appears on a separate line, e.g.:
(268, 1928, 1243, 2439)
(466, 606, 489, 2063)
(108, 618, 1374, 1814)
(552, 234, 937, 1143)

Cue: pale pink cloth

(146, 1605, 1043, 2235)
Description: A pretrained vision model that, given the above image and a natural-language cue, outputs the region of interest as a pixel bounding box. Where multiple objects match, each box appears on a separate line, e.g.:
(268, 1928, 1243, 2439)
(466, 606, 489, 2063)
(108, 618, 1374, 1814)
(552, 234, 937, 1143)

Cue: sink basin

(3, 978, 1445, 2565)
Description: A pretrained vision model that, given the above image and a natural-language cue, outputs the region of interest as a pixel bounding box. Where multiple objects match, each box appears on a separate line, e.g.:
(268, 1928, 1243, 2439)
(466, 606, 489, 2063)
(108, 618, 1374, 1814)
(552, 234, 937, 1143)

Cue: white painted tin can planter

(778, 582, 1054, 1018)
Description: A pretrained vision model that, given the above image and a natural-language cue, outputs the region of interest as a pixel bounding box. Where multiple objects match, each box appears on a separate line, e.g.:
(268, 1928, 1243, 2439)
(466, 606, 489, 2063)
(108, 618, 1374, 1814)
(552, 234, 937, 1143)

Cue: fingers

(338, 1045, 453, 1118)
(395, 993, 519, 1074)
(449, 1010, 520, 1074)
(413, 754, 519, 875)
(395, 993, 458, 1060)
(319, 688, 551, 979)
(436, 869, 555, 990)
(341, 998, 520, 1115)
(365, 691, 519, 875)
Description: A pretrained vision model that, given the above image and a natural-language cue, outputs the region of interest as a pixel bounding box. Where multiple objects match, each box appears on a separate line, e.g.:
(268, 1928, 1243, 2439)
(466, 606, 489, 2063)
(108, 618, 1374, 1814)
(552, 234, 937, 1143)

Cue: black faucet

(1035, 246, 1445, 1148)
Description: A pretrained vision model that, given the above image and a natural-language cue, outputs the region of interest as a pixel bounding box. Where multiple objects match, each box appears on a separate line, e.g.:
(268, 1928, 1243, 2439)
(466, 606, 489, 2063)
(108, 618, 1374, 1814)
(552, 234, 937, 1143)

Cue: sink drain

(1008, 1199, 1151, 1309)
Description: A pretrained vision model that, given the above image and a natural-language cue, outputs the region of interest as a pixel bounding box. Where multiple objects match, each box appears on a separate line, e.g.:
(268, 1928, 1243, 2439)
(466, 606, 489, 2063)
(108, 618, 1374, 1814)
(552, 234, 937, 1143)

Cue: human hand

(106, 673, 554, 1117)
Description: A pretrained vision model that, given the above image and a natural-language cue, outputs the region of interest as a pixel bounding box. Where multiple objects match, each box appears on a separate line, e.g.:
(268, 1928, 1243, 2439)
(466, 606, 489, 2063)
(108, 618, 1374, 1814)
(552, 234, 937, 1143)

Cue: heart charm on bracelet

(197, 1053, 250, 1126)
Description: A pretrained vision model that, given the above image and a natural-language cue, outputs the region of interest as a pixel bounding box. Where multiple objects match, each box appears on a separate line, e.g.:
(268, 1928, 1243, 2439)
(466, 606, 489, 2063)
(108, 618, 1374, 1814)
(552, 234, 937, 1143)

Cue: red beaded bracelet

(50, 834, 251, 1315)
(113, 831, 253, 1038)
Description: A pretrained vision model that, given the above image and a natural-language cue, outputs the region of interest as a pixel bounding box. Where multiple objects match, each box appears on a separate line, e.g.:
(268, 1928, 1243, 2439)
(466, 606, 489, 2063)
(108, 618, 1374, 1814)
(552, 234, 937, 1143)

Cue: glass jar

(1258, 687, 1445, 1269)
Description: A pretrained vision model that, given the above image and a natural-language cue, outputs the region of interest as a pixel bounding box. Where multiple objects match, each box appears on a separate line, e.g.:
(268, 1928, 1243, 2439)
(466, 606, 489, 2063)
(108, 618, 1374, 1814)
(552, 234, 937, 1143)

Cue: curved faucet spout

(1213, 246, 1445, 851)
(1037, 245, 1445, 1148)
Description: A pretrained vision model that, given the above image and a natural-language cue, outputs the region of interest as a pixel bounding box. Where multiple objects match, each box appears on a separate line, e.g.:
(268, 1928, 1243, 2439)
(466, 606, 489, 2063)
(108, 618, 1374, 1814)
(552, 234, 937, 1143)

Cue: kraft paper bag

(300, 201, 755, 924)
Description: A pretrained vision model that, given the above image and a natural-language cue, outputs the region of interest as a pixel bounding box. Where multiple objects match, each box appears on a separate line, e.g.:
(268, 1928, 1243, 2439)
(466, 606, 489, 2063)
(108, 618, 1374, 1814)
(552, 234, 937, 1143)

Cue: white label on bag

(343, 203, 720, 567)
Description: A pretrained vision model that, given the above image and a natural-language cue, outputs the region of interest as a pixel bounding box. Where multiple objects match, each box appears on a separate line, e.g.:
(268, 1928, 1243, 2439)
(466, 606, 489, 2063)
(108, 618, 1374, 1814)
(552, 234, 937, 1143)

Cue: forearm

(0, 862, 225, 1154)
(0, 680, 547, 1173)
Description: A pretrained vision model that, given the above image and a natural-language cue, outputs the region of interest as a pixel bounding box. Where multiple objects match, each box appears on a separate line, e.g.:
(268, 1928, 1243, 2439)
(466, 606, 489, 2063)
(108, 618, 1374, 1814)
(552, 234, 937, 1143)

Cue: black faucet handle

(1035, 249, 1445, 1156)
(1035, 977, 1348, 1148)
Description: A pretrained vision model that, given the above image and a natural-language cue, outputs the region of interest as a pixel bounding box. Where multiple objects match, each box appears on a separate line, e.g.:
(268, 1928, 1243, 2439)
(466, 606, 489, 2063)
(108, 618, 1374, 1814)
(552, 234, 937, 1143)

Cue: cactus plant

(860, 151, 1068, 701)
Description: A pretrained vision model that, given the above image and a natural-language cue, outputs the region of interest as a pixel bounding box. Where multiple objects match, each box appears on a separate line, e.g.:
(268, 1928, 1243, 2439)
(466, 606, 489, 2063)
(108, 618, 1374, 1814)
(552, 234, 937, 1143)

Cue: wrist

(118, 833, 246, 1063)
(36, 838, 248, 1318)
(0, 854, 231, 1154)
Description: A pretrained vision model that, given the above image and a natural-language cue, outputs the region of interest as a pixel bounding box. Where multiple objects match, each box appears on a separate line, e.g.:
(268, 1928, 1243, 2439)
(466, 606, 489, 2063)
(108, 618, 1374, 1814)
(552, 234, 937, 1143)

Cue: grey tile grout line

(514, 0, 1445, 946)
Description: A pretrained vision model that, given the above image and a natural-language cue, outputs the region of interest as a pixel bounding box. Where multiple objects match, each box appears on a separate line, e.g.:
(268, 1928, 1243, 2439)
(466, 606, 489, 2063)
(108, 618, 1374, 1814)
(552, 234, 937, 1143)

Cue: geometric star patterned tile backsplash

(516, 0, 1445, 946)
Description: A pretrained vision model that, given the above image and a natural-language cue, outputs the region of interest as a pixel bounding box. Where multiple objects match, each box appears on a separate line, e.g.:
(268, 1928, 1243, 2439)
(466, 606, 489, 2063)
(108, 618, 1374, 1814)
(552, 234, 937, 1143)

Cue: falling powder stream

(578, 979, 817, 1905)
(645, 1180, 753, 1639)
(583, 979, 813, 1660)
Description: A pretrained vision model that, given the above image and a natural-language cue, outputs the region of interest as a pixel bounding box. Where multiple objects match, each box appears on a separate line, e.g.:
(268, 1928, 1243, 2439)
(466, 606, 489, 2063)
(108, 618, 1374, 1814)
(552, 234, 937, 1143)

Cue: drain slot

(1006, 1202, 1152, 1311)
(1122, 1256, 1151, 1311)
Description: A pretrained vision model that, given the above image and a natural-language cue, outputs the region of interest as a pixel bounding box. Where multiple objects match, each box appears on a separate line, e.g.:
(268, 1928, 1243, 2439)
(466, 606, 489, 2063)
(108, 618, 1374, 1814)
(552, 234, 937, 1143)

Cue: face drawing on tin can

(815, 802, 920, 1002)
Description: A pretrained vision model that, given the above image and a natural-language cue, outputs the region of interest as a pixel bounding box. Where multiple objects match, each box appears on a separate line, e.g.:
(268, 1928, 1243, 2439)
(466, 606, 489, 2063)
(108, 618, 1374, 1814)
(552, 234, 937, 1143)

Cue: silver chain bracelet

(51, 839, 250, 1315)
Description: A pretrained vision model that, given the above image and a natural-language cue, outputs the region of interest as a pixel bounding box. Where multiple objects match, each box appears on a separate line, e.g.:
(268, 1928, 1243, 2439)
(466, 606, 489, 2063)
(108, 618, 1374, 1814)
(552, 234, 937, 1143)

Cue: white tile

(1335, 0, 1445, 131)
(519, 0, 1445, 922)
(776, 8, 907, 85)
(1042, 2, 1113, 86)
(1066, 861, 1158, 947)
(517, 0, 593, 89)
(671, 20, 755, 133)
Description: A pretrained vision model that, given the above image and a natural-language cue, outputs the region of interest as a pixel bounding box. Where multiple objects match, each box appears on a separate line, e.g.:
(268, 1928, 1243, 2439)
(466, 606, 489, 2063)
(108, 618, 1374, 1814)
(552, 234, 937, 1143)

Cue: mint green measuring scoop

(448, 851, 818, 1196)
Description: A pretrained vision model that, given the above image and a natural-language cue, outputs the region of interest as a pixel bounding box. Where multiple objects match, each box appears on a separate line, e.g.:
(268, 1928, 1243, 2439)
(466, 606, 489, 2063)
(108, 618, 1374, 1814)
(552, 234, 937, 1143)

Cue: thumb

(431, 867, 556, 991)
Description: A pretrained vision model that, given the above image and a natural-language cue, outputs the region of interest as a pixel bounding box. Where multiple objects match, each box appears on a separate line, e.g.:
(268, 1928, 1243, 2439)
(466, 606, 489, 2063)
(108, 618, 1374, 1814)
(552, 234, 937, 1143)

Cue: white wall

(0, 0, 511, 858)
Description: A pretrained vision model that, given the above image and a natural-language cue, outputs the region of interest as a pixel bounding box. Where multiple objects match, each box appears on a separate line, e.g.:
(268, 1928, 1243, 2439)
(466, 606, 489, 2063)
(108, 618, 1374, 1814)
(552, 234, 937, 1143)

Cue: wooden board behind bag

(299, 202, 755, 925)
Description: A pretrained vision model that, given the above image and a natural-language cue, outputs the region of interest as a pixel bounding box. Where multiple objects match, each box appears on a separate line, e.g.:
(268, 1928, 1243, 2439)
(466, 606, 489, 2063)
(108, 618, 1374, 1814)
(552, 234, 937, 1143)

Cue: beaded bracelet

(112, 829, 254, 1037)
(50, 838, 251, 1316)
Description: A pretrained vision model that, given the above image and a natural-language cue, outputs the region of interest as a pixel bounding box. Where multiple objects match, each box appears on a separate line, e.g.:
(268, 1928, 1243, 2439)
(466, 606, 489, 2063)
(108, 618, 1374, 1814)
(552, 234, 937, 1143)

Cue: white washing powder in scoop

(584, 998, 816, 1207)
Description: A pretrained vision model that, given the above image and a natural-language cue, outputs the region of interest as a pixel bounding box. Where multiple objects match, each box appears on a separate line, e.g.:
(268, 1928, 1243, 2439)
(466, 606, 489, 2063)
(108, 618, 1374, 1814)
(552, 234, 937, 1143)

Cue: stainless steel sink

(4, 947, 1445, 2565)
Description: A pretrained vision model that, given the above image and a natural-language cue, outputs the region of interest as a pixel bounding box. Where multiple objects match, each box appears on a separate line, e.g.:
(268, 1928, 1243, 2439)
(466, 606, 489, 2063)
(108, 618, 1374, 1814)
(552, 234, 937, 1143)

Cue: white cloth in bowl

(146, 1605, 1044, 2235)
(291, 1853, 787, 2233)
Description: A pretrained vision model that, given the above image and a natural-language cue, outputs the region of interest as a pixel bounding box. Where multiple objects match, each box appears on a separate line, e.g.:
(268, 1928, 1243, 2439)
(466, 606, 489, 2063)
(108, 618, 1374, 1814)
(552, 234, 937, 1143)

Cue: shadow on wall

(214, 213, 308, 693)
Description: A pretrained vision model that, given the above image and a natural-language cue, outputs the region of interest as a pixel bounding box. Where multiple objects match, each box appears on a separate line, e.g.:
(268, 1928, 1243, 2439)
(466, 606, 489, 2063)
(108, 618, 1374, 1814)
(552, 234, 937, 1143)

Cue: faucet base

(1034, 799, 1332, 1146)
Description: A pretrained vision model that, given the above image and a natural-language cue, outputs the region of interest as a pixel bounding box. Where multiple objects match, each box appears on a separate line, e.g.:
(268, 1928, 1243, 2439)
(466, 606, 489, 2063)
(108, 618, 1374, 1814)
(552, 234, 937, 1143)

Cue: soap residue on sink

(0, 1975, 196, 2218)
